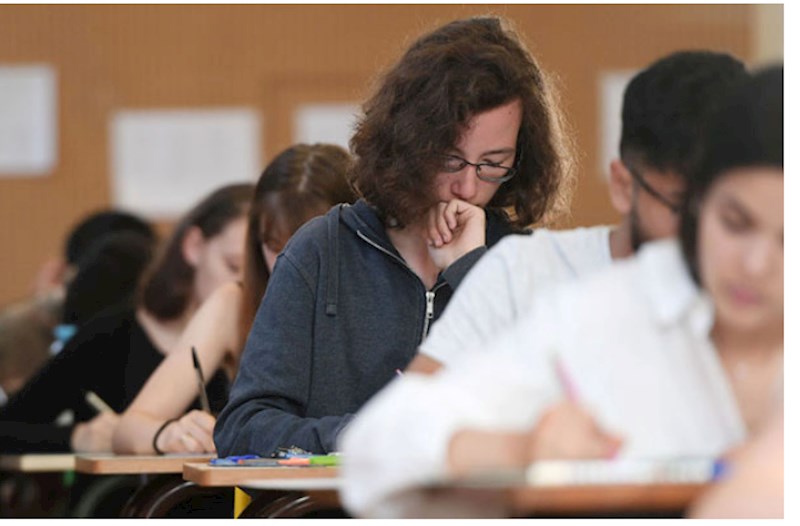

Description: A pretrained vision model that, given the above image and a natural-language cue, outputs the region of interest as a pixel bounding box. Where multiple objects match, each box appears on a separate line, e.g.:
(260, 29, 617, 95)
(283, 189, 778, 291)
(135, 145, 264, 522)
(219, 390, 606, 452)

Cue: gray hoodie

(214, 199, 519, 456)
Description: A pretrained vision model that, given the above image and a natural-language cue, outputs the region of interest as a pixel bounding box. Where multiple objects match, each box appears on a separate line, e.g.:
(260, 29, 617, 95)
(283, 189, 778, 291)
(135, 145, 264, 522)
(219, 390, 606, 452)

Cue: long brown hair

(238, 144, 356, 346)
(139, 183, 254, 321)
(349, 16, 574, 228)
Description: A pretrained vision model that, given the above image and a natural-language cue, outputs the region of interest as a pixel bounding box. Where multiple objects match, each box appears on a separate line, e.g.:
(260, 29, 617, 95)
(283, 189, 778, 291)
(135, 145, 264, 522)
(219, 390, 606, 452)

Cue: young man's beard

(629, 198, 650, 253)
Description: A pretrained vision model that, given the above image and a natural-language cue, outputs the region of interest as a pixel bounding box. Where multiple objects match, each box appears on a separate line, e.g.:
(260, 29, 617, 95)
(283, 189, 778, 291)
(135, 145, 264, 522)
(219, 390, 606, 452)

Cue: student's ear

(608, 159, 634, 215)
(181, 226, 205, 268)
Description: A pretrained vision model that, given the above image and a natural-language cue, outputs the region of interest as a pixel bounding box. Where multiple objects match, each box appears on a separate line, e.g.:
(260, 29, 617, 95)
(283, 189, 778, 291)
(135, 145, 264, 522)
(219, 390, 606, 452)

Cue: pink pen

(552, 355, 579, 402)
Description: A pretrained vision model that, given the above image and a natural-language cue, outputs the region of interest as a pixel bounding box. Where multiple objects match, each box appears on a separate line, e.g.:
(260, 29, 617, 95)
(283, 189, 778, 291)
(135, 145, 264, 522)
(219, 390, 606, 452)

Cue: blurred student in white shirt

(340, 66, 783, 518)
(407, 50, 747, 374)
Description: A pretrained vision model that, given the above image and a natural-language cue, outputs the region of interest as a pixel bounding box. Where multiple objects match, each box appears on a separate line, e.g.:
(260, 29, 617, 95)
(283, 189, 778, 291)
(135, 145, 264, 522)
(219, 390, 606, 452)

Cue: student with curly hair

(215, 16, 574, 457)
(407, 50, 747, 374)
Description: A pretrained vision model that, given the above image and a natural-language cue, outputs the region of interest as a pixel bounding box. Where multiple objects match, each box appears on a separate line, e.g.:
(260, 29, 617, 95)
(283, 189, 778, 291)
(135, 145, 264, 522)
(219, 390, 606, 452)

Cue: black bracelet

(152, 417, 179, 455)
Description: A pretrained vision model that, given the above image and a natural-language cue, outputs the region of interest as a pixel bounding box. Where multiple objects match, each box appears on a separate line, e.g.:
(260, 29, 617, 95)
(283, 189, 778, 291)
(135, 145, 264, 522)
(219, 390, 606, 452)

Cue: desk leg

(237, 490, 296, 518)
(120, 474, 225, 518)
(237, 490, 346, 519)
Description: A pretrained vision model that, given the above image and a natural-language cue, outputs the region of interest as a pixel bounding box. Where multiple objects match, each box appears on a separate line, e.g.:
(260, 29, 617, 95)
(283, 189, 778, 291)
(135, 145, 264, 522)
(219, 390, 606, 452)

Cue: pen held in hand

(85, 391, 114, 414)
(552, 355, 579, 402)
(191, 346, 212, 414)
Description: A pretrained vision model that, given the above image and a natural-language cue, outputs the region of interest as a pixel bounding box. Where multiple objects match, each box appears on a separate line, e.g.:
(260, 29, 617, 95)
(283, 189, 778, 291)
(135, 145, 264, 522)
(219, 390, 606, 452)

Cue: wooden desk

(184, 462, 342, 518)
(0, 454, 75, 472)
(184, 462, 338, 487)
(508, 482, 708, 517)
(75, 453, 213, 475)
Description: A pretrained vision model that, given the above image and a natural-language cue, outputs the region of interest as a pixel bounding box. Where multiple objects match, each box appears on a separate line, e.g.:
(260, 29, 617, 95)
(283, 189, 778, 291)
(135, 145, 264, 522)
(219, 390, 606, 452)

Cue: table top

(75, 453, 214, 474)
(0, 453, 76, 472)
(183, 461, 339, 487)
(508, 482, 708, 516)
(424, 460, 713, 518)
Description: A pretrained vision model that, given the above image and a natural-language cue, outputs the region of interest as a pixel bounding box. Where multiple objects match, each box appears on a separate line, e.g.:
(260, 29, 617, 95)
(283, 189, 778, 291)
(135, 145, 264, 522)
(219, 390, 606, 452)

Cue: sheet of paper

(0, 65, 57, 176)
(293, 103, 360, 150)
(110, 108, 261, 217)
(598, 70, 636, 179)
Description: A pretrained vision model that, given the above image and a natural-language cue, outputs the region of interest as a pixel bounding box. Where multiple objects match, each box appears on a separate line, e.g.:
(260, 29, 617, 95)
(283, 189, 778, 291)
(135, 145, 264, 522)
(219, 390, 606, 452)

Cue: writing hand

(527, 401, 623, 461)
(71, 412, 120, 453)
(155, 410, 217, 454)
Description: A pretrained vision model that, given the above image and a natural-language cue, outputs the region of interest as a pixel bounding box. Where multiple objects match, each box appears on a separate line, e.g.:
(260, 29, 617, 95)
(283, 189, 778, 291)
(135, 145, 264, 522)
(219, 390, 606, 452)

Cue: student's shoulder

(542, 239, 676, 316)
(75, 304, 135, 335)
(278, 207, 339, 265)
(488, 225, 611, 269)
(57, 305, 134, 358)
(281, 202, 369, 264)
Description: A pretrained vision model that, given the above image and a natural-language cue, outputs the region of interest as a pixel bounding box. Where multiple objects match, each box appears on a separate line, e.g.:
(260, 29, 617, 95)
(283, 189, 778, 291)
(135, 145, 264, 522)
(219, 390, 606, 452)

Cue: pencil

(85, 391, 114, 414)
(191, 346, 212, 413)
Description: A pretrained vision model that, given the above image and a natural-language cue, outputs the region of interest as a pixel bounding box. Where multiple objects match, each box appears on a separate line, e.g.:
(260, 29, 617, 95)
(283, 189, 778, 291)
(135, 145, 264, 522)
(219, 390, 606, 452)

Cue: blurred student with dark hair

(114, 143, 357, 455)
(340, 66, 782, 518)
(408, 50, 748, 374)
(1, 211, 157, 401)
(0, 184, 252, 453)
(215, 16, 575, 457)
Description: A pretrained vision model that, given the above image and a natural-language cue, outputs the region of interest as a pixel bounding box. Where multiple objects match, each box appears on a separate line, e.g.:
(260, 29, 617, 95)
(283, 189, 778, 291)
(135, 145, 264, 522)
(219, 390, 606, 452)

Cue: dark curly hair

(679, 66, 783, 284)
(349, 16, 574, 228)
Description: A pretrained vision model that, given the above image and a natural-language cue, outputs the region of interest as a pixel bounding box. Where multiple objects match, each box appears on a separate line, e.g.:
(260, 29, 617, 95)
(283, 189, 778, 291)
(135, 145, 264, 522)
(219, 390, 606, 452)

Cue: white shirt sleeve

(339, 293, 564, 517)
(421, 227, 612, 367)
(420, 235, 528, 366)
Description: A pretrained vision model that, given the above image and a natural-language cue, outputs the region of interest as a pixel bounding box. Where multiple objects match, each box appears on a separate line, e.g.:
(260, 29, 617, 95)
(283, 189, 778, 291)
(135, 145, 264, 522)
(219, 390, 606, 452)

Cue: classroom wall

(0, 4, 759, 306)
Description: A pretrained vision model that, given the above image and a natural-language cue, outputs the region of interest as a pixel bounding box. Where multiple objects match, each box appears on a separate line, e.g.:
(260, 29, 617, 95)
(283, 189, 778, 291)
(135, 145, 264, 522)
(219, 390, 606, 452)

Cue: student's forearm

(112, 411, 163, 454)
(215, 404, 353, 456)
(447, 428, 529, 477)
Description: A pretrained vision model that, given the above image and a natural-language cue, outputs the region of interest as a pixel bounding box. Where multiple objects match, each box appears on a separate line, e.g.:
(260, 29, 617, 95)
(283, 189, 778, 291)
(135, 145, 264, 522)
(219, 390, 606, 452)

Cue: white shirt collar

(637, 238, 715, 337)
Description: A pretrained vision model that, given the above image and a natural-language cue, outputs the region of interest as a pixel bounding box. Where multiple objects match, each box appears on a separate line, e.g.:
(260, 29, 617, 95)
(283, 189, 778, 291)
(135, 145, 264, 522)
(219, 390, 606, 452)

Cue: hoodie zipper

(356, 229, 445, 344)
(421, 291, 436, 341)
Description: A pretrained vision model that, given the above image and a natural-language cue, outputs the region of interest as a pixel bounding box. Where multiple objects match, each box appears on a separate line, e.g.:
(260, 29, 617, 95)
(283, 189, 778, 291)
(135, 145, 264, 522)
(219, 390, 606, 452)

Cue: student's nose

(451, 166, 479, 201)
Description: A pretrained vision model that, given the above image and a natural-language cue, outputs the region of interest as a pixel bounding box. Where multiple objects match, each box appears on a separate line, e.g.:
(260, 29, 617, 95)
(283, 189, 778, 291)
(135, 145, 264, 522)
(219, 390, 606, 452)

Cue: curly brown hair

(349, 16, 574, 228)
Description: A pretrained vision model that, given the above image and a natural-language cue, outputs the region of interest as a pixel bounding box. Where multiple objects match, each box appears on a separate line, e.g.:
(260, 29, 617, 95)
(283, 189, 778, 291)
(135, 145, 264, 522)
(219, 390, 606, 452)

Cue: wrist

(448, 429, 529, 477)
(152, 418, 179, 455)
(70, 422, 85, 452)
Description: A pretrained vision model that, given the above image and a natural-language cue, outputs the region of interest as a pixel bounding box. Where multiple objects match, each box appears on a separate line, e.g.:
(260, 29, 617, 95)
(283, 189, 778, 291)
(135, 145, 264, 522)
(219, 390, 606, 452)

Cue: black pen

(191, 346, 211, 414)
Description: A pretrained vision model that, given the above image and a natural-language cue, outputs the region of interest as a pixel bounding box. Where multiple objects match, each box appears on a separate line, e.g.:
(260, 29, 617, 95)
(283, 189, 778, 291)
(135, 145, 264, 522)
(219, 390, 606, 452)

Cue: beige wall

(0, 4, 761, 305)
(753, 4, 783, 65)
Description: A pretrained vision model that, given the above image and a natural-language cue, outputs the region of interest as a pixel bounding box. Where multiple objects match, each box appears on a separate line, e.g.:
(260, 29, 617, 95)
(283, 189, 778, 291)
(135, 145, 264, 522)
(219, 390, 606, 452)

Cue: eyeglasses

(438, 150, 521, 184)
(626, 163, 682, 214)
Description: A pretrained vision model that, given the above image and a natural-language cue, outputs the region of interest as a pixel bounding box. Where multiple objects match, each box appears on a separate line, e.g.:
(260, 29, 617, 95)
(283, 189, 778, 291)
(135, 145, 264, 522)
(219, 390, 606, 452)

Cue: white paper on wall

(0, 65, 57, 176)
(598, 70, 636, 179)
(294, 103, 360, 150)
(110, 109, 261, 218)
